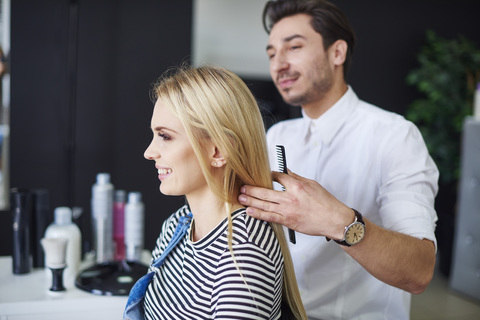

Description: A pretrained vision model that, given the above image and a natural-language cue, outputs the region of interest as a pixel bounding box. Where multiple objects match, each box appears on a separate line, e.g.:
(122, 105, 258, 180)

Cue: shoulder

(350, 99, 424, 145)
(230, 210, 278, 246)
(226, 210, 283, 266)
(162, 204, 191, 229)
(267, 117, 304, 137)
(151, 205, 190, 260)
(356, 100, 409, 127)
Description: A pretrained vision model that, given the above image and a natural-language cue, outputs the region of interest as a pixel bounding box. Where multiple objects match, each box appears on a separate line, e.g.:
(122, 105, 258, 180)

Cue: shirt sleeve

(376, 120, 439, 248)
(212, 243, 280, 319)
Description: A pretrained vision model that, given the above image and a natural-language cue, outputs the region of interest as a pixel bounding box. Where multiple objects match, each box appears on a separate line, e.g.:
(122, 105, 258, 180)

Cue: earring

(212, 161, 217, 167)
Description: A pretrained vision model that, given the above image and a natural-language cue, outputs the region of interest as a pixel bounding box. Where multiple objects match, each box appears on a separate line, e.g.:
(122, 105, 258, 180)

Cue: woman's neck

(186, 190, 243, 242)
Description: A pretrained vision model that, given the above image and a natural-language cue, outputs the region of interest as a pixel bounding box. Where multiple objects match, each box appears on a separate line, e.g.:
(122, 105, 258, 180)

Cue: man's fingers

(240, 185, 283, 204)
(245, 206, 284, 225)
(238, 191, 284, 224)
(271, 171, 287, 184)
(238, 192, 276, 213)
(272, 170, 304, 188)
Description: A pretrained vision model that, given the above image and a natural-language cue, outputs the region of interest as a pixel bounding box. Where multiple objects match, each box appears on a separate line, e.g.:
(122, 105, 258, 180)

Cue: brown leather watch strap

(326, 209, 365, 246)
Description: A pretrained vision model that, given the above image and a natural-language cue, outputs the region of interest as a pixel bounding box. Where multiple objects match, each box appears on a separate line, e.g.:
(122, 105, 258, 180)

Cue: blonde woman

(140, 66, 307, 319)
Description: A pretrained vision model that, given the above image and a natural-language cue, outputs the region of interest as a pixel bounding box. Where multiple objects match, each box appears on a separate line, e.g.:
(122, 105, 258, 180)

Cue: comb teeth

(276, 145, 287, 174)
(275, 145, 296, 244)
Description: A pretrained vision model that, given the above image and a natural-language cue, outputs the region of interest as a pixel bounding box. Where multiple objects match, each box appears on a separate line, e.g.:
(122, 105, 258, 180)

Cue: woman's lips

(157, 167, 172, 180)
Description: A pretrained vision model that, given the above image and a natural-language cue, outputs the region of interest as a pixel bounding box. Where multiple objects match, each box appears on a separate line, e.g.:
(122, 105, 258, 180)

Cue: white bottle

(125, 192, 144, 262)
(474, 82, 480, 121)
(44, 207, 82, 288)
(91, 173, 114, 263)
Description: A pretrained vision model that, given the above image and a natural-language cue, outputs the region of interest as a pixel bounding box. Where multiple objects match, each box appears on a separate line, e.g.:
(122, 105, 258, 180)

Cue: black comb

(276, 145, 296, 244)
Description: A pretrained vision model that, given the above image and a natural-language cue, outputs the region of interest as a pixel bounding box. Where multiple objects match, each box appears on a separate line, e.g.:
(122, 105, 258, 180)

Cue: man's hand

(238, 169, 353, 239)
(239, 169, 436, 294)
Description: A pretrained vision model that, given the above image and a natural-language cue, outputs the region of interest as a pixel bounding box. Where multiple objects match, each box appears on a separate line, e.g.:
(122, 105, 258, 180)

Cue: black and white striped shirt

(144, 205, 284, 319)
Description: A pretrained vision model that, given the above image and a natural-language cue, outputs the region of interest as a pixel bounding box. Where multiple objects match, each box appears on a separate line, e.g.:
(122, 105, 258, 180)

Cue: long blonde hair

(153, 65, 307, 319)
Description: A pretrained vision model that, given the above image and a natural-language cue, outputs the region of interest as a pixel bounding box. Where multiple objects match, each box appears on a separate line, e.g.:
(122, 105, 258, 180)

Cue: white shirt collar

(301, 86, 358, 146)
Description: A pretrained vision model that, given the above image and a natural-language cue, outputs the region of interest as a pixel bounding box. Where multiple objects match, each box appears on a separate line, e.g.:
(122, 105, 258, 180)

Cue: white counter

(0, 256, 127, 320)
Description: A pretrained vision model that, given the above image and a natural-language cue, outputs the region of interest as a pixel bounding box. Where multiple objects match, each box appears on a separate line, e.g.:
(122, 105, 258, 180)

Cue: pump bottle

(91, 173, 114, 263)
(44, 206, 82, 288)
(113, 190, 126, 261)
(125, 192, 144, 262)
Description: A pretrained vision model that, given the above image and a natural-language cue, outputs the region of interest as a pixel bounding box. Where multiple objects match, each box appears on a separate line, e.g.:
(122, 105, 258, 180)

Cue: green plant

(406, 30, 480, 185)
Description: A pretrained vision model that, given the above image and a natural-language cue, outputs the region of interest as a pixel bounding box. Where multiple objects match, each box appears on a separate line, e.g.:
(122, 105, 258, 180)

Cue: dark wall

(2, 0, 191, 255)
(2, 0, 480, 263)
(338, 0, 480, 115)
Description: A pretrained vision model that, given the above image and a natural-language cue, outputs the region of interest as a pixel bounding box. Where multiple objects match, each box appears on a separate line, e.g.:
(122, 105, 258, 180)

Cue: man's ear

(330, 39, 347, 66)
(210, 146, 227, 168)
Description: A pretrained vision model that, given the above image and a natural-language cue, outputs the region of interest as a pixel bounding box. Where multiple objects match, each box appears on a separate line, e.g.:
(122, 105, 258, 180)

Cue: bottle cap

(96, 173, 111, 184)
(128, 192, 142, 204)
(115, 190, 126, 203)
(54, 207, 72, 225)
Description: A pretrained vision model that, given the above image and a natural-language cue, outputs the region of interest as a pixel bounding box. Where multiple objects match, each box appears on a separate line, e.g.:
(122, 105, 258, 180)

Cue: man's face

(266, 14, 334, 107)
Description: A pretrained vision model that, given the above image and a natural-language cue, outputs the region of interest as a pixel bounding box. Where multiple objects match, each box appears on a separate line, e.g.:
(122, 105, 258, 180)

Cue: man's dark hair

(263, 0, 356, 78)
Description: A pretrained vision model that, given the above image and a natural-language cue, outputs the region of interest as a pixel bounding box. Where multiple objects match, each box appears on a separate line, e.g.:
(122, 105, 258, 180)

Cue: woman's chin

(159, 185, 182, 197)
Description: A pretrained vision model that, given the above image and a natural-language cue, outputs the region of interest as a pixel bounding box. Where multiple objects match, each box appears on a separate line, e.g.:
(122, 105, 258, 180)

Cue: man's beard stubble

(278, 67, 334, 107)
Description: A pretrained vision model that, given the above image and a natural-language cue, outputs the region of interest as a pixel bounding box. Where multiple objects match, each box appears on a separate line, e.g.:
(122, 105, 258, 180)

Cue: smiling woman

(128, 65, 307, 320)
(144, 99, 207, 200)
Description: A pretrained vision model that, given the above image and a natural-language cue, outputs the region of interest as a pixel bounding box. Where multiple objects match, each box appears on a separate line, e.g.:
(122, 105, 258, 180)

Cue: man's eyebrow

(266, 34, 306, 51)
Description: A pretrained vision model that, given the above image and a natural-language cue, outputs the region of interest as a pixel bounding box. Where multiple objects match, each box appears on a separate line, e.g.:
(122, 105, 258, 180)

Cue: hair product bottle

(44, 206, 82, 288)
(91, 173, 114, 263)
(474, 82, 480, 121)
(113, 190, 126, 261)
(10, 188, 31, 274)
(31, 189, 50, 268)
(41, 237, 68, 292)
(125, 192, 144, 262)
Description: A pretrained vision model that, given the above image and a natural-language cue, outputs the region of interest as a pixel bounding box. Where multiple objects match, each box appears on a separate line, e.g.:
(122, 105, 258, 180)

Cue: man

(238, 0, 439, 319)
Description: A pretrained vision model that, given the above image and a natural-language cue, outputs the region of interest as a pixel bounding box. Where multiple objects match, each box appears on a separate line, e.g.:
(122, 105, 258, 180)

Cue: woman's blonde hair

(153, 65, 307, 319)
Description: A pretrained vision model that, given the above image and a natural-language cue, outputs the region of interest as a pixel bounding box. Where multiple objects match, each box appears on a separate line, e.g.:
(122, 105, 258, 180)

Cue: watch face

(345, 222, 365, 245)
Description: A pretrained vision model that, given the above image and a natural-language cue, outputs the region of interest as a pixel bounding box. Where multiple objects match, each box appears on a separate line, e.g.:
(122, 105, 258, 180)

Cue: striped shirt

(144, 205, 284, 319)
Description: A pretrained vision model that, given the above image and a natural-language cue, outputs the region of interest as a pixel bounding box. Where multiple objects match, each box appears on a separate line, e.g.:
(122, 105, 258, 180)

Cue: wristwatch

(326, 209, 366, 247)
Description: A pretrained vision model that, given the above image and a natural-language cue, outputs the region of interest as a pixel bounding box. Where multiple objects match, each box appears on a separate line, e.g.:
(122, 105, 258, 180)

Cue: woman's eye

(158, 133, 171, 141)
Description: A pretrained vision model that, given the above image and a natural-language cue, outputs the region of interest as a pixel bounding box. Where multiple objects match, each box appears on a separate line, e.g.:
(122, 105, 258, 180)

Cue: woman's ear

(210, 146, 227, 168)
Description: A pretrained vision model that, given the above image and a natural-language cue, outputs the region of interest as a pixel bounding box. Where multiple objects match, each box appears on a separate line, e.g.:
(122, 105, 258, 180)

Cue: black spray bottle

(11, 188, 32, 274)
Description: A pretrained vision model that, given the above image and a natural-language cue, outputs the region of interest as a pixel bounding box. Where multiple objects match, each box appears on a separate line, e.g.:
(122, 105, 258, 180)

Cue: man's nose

(271, 51, 289, 73)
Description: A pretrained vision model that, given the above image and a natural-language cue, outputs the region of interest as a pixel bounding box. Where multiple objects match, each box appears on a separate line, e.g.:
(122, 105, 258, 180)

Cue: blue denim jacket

(123, 213, 192, 320)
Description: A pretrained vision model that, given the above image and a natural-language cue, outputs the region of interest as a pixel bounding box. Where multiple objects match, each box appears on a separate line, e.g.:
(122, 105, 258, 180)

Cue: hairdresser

(238, 1, 439, 319)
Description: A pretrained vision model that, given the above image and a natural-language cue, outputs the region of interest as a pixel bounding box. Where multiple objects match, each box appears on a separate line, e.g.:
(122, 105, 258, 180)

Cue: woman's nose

(144, 141, 157, 160)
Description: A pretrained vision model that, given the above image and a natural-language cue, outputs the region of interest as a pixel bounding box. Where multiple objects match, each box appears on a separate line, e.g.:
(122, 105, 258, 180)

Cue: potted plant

(406, 30, 480, 276)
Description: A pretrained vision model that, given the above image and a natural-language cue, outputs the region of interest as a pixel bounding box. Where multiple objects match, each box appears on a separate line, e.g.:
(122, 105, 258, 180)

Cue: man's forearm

(344, 219, 436, 294)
